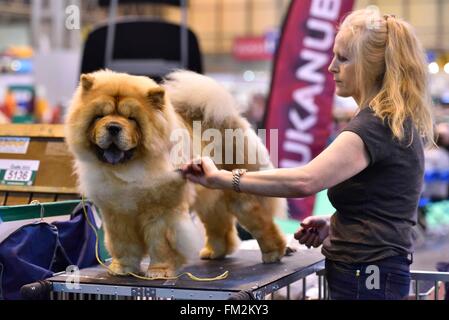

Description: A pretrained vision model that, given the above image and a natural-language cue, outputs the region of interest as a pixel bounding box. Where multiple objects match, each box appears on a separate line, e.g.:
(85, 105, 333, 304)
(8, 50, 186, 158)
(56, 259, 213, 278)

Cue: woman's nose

(328, 58, 338, 74)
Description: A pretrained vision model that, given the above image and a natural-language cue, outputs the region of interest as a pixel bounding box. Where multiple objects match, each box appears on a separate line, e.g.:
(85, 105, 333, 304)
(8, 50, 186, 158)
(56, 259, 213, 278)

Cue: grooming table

(29, 248, 324, 300)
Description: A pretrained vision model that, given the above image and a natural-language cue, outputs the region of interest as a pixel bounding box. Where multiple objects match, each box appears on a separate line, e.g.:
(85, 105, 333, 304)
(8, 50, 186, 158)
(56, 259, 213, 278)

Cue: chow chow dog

(65, 70, 287, 278)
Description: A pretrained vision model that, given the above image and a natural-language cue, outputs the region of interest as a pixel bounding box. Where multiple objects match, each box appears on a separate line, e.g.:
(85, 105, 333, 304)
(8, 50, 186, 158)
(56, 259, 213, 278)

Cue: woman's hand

(294, 216, 330, 248)
(181, 157, 222, 188)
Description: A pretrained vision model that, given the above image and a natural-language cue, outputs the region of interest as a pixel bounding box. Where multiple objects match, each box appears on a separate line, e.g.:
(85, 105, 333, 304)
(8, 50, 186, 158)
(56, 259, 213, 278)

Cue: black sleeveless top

(322, 107, 424, 263)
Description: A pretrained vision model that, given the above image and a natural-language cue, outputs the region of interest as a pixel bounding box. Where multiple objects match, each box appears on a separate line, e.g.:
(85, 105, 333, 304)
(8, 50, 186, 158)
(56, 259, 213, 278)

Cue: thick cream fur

(65, 69, 287, 277)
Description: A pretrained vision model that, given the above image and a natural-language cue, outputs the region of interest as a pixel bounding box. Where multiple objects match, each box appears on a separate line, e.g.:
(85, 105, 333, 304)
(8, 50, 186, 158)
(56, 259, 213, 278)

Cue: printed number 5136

(4, 169, 32, 181)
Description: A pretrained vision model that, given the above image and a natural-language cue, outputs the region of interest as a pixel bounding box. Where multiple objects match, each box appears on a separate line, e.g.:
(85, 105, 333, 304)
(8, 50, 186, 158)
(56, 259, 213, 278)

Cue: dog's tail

(163, 70, 245, 129)
(163, 69, 270, 165)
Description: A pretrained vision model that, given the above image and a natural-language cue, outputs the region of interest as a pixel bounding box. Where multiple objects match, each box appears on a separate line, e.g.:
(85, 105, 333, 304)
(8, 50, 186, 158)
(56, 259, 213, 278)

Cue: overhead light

(10, 60, 21, 72)
(444, 62, 449, 74)
(243, 70, 255, 82)
(428, 62, 439, 74)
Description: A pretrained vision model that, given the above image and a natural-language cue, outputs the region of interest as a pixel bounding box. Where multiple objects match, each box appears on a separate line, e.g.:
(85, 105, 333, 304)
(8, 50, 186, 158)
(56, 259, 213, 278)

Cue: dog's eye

(128, 117, 137, 122)
(94, 115, 102, 121)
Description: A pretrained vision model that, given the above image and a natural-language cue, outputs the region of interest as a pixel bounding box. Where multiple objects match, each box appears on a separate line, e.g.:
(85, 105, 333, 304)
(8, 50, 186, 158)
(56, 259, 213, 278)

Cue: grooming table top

(47, 248, 324, 299)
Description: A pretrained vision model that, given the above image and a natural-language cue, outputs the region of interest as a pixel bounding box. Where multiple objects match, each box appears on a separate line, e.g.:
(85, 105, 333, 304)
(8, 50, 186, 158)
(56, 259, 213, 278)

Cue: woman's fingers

(301, 217, 326, 229)
(293, 227, 306, 240)
(312, 236, 322, 248)
(295, 228, 309, 242)
(192, 163, 203, 174)
(181, 157, 216, 177)
(296, 229, 323, 248)
(304, 234, 317, 248)
(298, 230, 314, 245)
(294, 220, 317, 239)
(300, 216, 315, 228)
(180, 161, 204, 177)
(200, 157, 219, 175)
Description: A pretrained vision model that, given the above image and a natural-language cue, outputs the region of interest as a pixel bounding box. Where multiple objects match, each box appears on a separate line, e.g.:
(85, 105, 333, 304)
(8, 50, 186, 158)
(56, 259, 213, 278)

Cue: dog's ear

(147, 87, 165, 110)
(80, 74, 94, 91)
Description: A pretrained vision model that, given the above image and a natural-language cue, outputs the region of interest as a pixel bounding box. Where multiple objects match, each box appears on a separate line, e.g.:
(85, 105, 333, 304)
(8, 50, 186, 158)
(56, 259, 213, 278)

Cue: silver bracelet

(232, 169, 247, 193)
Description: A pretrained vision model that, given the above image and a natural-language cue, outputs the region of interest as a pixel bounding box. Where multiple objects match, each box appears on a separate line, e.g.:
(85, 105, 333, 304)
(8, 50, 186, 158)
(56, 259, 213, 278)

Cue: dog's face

(65, 70, 172, 165)
(89, 100, 140, 165)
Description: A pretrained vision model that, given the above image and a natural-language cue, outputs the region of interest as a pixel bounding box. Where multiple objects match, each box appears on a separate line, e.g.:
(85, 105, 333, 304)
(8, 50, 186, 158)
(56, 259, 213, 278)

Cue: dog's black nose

(107, 123, 122, 135)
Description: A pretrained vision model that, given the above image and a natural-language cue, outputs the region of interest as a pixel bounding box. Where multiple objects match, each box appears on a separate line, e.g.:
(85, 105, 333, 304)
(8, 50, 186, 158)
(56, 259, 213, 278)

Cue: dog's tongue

(103, 145, 125, 164)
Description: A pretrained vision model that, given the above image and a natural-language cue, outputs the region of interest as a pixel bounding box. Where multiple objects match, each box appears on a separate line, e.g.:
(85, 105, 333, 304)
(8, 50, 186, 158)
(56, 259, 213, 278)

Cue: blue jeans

(325, 255, 412, 300)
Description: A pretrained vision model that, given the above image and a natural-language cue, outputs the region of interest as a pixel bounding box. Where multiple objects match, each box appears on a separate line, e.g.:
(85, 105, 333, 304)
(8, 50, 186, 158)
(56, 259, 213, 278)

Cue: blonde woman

(181, 9, 434, 300)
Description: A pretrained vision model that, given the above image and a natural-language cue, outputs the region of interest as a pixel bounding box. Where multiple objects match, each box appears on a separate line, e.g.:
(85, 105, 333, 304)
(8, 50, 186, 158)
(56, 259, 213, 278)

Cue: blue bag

(0, 201, 101, 300)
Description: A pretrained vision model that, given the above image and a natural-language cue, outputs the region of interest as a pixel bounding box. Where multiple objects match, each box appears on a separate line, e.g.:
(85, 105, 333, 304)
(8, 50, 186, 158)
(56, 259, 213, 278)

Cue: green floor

(275, 189, 335, 234)
(312, 189, 335, 216)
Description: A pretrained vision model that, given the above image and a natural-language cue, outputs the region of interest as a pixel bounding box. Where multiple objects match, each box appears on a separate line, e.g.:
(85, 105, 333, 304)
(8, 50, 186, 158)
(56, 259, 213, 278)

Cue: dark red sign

(232, 36, 272, 61)
(264, 0, 355, 220)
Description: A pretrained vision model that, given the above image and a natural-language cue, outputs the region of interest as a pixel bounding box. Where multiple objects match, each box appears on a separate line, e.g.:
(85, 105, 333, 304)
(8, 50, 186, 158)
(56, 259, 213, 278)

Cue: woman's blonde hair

(339, 8, 434, 146)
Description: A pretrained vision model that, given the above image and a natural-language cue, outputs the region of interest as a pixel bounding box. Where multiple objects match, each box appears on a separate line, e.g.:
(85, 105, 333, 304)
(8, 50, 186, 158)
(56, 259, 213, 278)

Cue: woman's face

(328, 33, 359, 101)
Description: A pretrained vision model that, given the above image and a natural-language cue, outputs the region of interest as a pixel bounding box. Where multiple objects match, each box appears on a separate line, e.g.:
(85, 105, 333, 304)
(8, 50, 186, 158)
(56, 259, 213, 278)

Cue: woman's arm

(182, 131, 370, 198)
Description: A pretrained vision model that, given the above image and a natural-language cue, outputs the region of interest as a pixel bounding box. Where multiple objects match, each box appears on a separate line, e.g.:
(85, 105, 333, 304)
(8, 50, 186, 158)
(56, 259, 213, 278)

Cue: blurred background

(0, 0, 447, 126)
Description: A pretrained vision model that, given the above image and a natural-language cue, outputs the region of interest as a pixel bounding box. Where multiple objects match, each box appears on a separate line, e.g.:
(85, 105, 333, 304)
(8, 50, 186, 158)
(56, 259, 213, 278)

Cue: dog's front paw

(108, 260, 140, 276)
(145, 266, 175, 279)
(199, 247, 226, 260)
(261, 249, 285, 263)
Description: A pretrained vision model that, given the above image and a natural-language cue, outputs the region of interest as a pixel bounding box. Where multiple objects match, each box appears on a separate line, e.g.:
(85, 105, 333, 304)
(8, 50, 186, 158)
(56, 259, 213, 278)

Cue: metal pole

(302, 278, 307, 300)
(318, 276, 322, 300)
(434, 281, 439, 300)
(402, 0, 410, 21)
(245, 0, 253, 36)
(415, 280, 420, 300)
(31, 0, 42, 50)
(69, 0, 81, 50)
(436, 0, 444, 51)
(324, 278, 328, 300)
(215, 0, 223, 54)
(105, 0, 119, 68)
(51, 0, 64, 49)
(180, 0, 188, 69)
